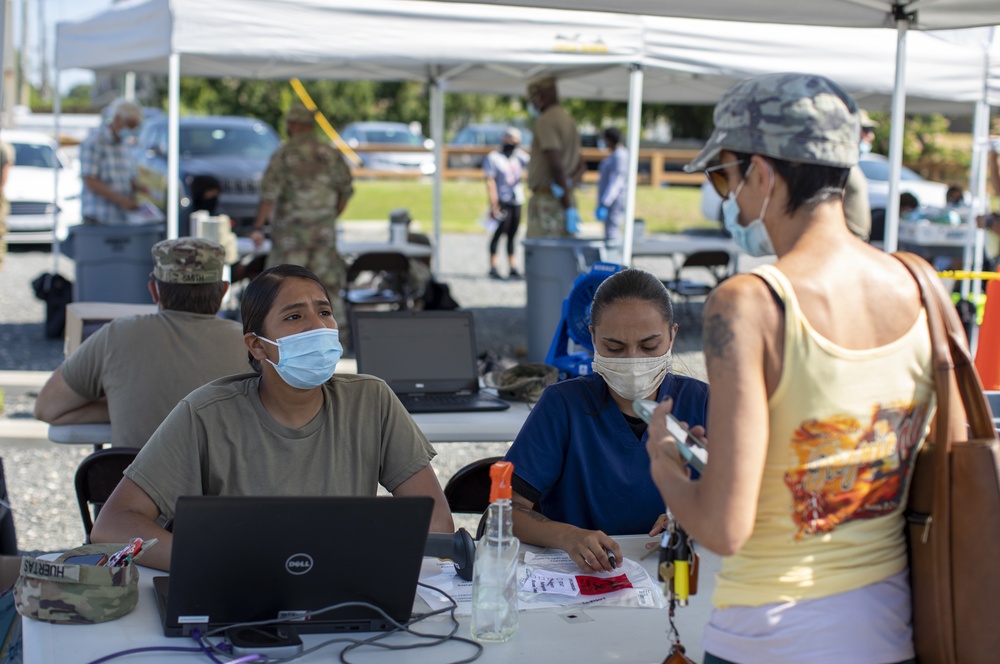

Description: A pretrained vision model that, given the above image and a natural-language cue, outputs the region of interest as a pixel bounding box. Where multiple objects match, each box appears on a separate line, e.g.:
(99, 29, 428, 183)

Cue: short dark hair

(153, 279, 228, 315)
(240, 264, 330, 371)
(590, 268, 673, 328)
(602, 127, 622, 146)
(732, 151, 849, 216)
(900, 192, 920, 211)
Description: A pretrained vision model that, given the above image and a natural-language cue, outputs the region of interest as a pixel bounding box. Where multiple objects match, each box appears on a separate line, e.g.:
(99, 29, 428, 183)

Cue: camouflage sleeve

(333, 151, 354, 201)
(258, 145, 286, 203)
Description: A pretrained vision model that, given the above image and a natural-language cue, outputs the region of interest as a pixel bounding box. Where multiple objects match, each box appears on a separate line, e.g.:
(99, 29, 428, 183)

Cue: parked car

(134, 116, 280, 236)
(447, 123, 533, 170)
(3, 129, 82, 245)
(339, 121, 435, 175)
(698, 151, 951, 223)
(857, 152, 949, 212)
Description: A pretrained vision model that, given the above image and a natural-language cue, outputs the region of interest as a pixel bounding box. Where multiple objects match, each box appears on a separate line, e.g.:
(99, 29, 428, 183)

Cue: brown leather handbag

(896, 252, 1000, 663)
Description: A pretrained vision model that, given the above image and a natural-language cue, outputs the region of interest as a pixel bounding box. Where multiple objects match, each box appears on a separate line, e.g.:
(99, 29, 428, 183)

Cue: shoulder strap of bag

(895, 252, 996, 439)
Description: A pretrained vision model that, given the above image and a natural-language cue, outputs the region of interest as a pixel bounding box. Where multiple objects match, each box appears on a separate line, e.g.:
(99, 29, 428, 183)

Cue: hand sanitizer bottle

(470, 461, 520, 643)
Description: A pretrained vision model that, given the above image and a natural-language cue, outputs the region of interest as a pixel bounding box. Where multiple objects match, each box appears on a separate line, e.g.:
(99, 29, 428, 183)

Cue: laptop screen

(159, 495, 433, 636)
(354, 311, 480, 395)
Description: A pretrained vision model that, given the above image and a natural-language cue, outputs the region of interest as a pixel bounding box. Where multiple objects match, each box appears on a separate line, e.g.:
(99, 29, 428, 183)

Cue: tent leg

(167, 52, 180, 240)
(51, 68, 61, 274)
(883, 19, 909, 254)
(430, 78, 445, 279)
(621, 63, 643, 268)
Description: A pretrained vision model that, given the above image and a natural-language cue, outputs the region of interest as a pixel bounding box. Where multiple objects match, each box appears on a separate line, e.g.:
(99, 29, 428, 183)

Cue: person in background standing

(595, 127, 628, 243)
(525, 77, 584, 238)
(0, 140, 13, 270)
(79, 99, 148, 225)
(251, 103, 354, 339)
(484, 127, 529, 280)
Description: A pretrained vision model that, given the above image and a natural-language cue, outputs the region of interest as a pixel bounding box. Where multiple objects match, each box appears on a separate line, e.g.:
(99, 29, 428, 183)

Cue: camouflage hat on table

(285, 102, 315, 124)
(497, 363, 559, 403)
(685, 72, 860, 173)
(151, 237, 226, 284)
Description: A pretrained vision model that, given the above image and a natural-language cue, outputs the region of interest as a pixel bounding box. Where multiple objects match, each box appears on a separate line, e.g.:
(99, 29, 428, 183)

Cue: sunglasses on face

(704, 159, 745, 198)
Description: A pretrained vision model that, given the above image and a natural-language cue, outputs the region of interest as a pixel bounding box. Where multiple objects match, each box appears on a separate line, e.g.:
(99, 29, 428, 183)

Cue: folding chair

(662, 250, 733, 321)
(74, 448, 140, 542)
(444, 456, 503, 540)
(342, 251, 412, 311)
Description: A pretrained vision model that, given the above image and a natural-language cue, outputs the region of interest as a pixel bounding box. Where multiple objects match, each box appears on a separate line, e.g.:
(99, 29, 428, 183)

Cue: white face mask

(721, 162, 775, 257)
(592, 350, 672, 402)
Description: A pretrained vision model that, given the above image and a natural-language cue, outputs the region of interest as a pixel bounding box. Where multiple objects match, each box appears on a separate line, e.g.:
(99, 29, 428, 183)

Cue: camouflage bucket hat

(152, 237, 226, 283)
(685, 72, 860, 173)
(14, 541, 156, 624)
(497, 363, 559, 403)
(285, 102, 315, 124)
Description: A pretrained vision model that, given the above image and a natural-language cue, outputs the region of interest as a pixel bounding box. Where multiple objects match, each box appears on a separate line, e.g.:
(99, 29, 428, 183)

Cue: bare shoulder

(702, 274, 780, 363)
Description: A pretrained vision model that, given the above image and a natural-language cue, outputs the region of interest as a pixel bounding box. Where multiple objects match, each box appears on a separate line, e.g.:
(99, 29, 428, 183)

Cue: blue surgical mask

(527, 103, 539, 118)
(859, 140, 872, 154)
(117, 128, 137, 143)
(255, 328, 342, 389)
(721, 163, 775, 257)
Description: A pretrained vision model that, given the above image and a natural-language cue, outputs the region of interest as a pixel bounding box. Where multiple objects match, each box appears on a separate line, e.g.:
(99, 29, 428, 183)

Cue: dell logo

(285, 553, 314, 575)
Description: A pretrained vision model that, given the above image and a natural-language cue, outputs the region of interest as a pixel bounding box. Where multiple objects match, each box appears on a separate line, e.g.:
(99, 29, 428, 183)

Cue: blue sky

(14, 0, 112, 94)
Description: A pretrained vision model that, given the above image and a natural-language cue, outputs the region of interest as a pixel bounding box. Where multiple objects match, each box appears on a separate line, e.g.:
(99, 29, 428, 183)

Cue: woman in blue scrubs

(504, 268, 708, 571)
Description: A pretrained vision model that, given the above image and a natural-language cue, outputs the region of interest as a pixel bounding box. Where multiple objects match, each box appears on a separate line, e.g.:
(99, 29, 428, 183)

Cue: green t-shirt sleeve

(124, 399, 206, 521)
(60, 324, 112, 401)
(374, 382, 436, 493)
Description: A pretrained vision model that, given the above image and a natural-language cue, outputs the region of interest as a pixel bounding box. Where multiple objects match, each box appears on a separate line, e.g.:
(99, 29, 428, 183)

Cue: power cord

(86, 629, 222, 664)
(201, 582, 483, 664)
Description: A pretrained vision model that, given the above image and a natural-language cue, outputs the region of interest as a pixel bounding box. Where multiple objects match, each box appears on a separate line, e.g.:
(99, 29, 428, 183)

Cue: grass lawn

(341, 179, 715, 234)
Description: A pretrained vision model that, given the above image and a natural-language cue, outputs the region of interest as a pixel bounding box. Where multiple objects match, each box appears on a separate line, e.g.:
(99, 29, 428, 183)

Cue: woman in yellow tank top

(645, 74, 932, 664)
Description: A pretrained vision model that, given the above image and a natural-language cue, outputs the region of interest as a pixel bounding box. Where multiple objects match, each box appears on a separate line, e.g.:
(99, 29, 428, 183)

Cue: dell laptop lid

(353, 310, 482, 396)
(156, 495, 433, 637)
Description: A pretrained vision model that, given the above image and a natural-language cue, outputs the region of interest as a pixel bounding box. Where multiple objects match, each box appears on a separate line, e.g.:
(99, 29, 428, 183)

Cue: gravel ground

(0, 224, 705, 555)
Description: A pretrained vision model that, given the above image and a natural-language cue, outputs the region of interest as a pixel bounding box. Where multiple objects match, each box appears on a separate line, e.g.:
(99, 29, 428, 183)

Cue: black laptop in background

(353, 310, 510, 414)
(155, 495, 433, 637)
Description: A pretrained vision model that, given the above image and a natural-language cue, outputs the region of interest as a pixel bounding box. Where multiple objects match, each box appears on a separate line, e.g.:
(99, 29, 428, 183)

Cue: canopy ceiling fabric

(56, 0, 994, 112)
(410, 0, 1000, 31)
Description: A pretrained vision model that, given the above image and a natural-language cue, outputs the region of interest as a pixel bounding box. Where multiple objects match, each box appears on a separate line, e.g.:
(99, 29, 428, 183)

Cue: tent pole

(167, 52, 180, 239)
(962, 99, 990, 299)
(430, 78, 444, 278)
(883, 17, 909, 254)
(621, 63, 643, 268)
(51, 68, 60, 274)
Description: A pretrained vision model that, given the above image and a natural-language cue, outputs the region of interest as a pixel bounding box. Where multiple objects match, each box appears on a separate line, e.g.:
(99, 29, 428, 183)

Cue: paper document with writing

(417, 549, 665, 616)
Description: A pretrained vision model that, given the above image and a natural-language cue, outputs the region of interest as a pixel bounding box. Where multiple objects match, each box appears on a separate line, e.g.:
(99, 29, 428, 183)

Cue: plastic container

(62, 222, 166, 304)
(522, 238, 606, 362)
(471, 461, 520, 643)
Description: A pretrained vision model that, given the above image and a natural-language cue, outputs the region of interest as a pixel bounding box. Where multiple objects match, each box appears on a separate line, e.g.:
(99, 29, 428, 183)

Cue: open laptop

(353, 310, 510, 414)
(154, 495, 433, 637)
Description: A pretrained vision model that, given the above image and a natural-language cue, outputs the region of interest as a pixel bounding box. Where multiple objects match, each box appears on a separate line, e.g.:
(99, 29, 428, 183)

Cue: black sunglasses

(704, 160, 745, 198)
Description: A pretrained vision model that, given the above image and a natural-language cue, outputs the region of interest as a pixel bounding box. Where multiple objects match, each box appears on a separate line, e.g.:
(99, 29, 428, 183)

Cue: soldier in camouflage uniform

(251, 103, 354, 332)
(0, 141, 13, 270)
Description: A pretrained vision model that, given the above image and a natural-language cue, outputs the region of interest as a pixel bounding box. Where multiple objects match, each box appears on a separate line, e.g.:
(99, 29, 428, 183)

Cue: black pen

(605, 549, 617, 569)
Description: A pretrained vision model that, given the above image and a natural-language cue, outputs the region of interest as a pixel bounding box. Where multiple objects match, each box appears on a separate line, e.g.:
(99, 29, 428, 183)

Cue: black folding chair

(74, 448, 140, 542)
(444, 456, 504, 540)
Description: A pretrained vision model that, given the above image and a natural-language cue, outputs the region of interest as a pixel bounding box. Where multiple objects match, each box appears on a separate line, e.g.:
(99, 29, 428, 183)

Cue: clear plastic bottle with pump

(470, 461, 520, 643)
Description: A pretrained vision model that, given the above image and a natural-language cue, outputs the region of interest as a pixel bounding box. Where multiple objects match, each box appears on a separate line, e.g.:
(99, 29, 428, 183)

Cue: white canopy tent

(417, 0, 1000, 256)
(55, 0, 996, 268)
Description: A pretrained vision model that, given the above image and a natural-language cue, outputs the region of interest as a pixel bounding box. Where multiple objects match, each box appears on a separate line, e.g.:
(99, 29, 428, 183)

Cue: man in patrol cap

(35, 237, 249, 448)
(250, 102, 354, 339)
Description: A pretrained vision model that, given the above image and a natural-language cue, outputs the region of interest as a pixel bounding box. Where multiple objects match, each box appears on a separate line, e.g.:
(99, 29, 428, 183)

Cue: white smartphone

(633, 399, 708, 474)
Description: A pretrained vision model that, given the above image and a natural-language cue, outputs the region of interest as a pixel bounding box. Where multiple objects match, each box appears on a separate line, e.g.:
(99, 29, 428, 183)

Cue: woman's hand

(558, 527, 622, 572)
(646, 398, 694, 491)
(647, 513, 670, 537)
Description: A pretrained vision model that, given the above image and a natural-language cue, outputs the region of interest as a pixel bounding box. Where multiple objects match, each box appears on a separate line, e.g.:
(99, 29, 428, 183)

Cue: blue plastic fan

(545, 262, 623, 380)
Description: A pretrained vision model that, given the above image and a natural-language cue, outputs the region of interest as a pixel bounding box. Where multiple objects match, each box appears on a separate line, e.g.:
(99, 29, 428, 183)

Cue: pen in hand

(605, 548, 617, 569)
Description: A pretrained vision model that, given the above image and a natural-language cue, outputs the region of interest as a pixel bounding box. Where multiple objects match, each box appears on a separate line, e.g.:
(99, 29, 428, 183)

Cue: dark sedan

(134, 116, 280, 236)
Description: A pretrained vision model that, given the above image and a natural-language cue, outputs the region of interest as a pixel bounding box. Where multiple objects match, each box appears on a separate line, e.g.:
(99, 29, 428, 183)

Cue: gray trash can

(523, 238, 606, 362)
(62, 222, 166, 304)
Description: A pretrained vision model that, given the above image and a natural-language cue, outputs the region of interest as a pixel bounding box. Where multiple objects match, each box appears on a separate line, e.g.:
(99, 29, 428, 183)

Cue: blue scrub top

(503, 372, 709, 535)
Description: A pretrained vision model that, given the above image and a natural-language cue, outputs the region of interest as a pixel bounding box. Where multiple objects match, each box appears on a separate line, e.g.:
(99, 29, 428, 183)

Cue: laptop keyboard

(399, 393, 509, 414)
